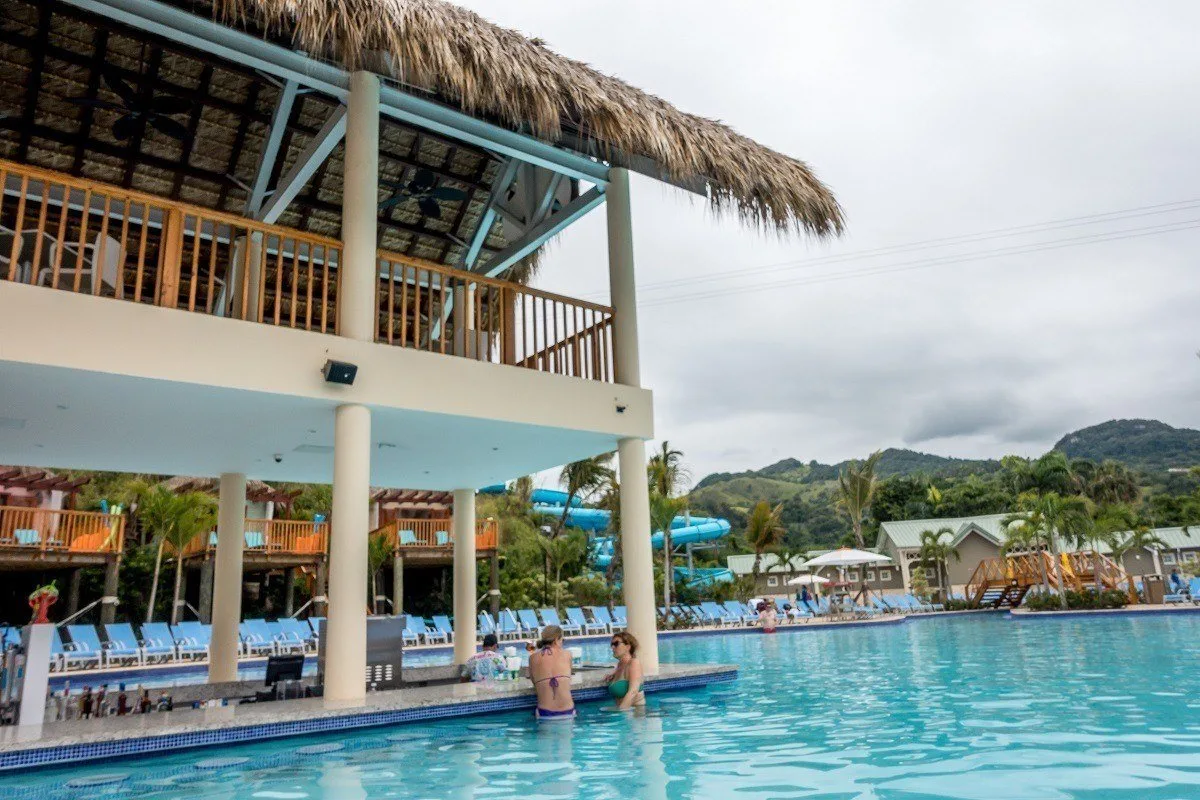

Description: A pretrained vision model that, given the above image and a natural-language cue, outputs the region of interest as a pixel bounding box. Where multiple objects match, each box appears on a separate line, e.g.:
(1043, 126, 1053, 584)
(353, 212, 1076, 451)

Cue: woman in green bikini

(605, 631, 645, 710)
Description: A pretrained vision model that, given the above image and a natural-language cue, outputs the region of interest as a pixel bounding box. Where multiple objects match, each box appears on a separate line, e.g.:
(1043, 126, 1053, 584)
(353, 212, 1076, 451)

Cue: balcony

(181, 519, 329, 567)
(372, 517, 499, 566)
(0, 159, 615, 383)
(0, 506, 125, 566)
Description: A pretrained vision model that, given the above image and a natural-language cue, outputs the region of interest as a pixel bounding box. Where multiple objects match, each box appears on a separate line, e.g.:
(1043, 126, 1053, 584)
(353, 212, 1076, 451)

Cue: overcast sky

(461, 1, 1200, 483)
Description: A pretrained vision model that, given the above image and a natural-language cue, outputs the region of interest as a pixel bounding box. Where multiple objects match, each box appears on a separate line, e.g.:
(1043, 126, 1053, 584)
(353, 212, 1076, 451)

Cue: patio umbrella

(785, 573, 830, 586)
(803, 548, 892, 567)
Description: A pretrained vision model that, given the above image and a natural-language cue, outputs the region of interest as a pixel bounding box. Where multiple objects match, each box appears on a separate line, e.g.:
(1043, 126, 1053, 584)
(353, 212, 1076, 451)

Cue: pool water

(7, 613, 1200, 799)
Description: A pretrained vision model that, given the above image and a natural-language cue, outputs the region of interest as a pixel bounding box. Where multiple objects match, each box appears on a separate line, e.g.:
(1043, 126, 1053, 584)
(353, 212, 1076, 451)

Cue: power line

(577, 197, 1200, 301)
(639, 217, 1200, 309)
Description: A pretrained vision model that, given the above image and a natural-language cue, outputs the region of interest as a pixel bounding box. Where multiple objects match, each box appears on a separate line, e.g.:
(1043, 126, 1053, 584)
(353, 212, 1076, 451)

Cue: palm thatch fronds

(214, 0, 844, 237)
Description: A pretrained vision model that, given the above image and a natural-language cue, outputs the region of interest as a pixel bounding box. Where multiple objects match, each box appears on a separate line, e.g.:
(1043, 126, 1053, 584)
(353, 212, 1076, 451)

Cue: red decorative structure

(28, 582, 59, 624)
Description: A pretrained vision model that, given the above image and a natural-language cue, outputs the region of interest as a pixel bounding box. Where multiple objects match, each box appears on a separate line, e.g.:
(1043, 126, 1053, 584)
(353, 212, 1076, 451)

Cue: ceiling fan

(379, 169, 467, 220)
(68, 67, 191, 141)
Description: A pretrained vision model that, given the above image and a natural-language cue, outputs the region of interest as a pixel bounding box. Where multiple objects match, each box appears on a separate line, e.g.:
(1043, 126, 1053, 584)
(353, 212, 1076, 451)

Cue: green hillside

(1055, 419, 1200, 473)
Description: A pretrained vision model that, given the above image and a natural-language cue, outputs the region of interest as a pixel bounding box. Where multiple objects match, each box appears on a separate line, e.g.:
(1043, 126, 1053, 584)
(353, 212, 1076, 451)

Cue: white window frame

(925, 567, 939, 581)
(880, 569, 892, 581)
(866, 570, 876, 582)
(766, 576, 779, 587)
(848, 571, 860, 582)
(1163, 553, 1177, 565)
(1185, 552, 1198, 564)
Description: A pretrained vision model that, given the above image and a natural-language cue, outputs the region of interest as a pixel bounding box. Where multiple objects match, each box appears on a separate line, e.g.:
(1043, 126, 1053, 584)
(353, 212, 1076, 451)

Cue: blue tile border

(0, 669, 736, 773)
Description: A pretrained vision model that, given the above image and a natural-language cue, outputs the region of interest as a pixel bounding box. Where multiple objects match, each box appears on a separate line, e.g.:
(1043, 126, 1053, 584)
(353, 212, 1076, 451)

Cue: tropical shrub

(1024, 589, 1127, 611)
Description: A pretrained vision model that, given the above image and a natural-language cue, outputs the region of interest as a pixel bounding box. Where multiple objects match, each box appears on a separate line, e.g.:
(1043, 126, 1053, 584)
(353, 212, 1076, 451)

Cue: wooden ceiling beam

(15, 3, 52, 163)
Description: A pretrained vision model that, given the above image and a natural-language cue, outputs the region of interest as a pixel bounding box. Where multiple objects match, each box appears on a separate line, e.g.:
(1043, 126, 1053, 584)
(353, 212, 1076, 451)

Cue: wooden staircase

(965, 551, 1137, 609)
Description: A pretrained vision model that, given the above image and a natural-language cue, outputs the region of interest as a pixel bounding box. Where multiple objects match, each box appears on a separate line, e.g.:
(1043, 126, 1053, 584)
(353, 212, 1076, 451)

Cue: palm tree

(917, 527, 959, 602)
(140, 487, 217, 624)
(1085, 461, 1141, 505)
(1090, 504, 1138, 594)
(1004, 492, 1091, 610)
(744, 501, 785, 582)
(551, 455, 613, 541)
(648, 441, 690, 497)
(367, 533, 394, 614)
(649, 490, 687, 608)
(597, 474, 622, 611)
(836, 451, 882, 548)
(539, 532, 587, 610)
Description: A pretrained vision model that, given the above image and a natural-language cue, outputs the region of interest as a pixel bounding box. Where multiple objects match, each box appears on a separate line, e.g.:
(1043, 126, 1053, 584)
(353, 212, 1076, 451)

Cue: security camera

(615, 404, 627, 414)
(273, 454, 283, 464)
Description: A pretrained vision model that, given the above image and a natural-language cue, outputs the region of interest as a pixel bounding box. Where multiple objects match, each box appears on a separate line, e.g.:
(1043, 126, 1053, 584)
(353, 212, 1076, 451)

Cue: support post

(606, 166, 658, 673)
(392, 553, 404, 614)
(284, 567, 296, 617)
(198, 557, 214, 624)
(66, 569, 82, 618)
(490, 551, 501, 617)
(314, 561, 328, 616)
(325, 403, 371, 702)
(452, 489, 477, 664)
(208, 472, 246, 684)
(100, 557, 119, 625)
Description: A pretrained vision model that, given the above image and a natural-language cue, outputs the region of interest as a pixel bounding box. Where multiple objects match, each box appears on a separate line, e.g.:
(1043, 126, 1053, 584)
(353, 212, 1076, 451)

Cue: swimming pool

(7, 613, 1200, 799)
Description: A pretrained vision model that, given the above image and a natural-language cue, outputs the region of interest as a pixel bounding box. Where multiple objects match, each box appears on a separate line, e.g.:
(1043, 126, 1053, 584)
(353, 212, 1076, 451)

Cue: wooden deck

(180, 519, 328, 569)
(966, 551, 1136, 608)
(0, 506, 123, 568)
(373, 517, 499, 566)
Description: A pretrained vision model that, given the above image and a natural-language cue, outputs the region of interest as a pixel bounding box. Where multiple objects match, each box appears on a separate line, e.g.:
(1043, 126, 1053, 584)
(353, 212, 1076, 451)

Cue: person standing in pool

(605, 632, 645, 711)
(528, 624, 574, 720)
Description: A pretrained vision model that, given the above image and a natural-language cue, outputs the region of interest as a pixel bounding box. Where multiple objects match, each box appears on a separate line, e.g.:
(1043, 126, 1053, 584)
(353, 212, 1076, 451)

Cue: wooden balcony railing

(372, 517, 499, 551)
(0, 159, 341, 333)
(0, 506, 124, 555)
(181, 519, 330, 558)
(1, 159, 613, 383)
(376, 251, 615, 382)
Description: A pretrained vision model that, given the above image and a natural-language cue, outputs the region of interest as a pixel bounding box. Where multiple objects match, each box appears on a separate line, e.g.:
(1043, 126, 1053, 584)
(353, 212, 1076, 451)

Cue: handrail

(372, 517, 499, 551)
(181, 518, 329, 557)
(0, 506, 124, 555)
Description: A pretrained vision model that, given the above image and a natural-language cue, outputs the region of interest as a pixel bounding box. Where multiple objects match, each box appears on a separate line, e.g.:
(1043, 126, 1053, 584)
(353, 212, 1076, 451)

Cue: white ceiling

(0, 361, 620, 489)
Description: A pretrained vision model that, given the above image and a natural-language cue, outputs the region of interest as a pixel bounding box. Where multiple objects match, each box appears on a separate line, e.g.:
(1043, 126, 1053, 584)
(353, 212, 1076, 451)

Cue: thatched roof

(215, 0, 843, 237)
(0, 466, 90, 493)
(164, 476, 299, 504)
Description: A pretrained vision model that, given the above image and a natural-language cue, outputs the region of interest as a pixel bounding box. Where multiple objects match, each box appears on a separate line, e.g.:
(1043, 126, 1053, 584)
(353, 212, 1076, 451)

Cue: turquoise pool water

(7, 613, 1200, 799)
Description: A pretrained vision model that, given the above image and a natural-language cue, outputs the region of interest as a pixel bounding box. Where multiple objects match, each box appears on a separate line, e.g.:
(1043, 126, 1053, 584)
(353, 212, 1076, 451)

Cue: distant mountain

(1054, 419, 1200, 473)
(693, 448, 1000, 491)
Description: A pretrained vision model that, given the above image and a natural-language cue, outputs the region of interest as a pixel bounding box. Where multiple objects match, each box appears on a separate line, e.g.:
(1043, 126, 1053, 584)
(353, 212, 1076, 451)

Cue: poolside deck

(0, 662, 734, 771)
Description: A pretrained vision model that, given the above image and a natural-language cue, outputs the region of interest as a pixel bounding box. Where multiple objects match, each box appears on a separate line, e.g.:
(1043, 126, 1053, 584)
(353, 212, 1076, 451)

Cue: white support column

(606, 167, 640, 387)
(208, 472, 246, 684)
(617, 438, 658, 674)
(452, 489, 477, 665)
(326, 403, 371, 702)
(607, 166, 658, 673)
(340, 70, 380, 343)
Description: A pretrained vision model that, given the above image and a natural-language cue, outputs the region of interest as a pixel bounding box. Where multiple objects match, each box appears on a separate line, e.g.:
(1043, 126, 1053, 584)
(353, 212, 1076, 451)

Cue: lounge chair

(701, 601, 738, 627)
(723, 600, 754, 625)
(408, 615, 447, 645)
(276, 618, 317, 651)
(139, 622, 180, 660)
(539, 608, 580, 636)
(566, 607, 606, 635)
(172, 621, 211, 659)
(612, 606, 629, 628)
(264, 620, 307, 653)
(477, 612, 499, 638)
(435, 531, 449, 546)
(401, 616, 422, 646)
(398, 530, 417, 546)
(431, 615, 454, 641)
(307, 617, 326, 640)
(497, 609, 525, 639)
(66, 624, 121, 668)
(239, 621, 275, 656)
(517, 609, 544, 637)
(589, 606, 623, 632)
(51, 626, 100, 671)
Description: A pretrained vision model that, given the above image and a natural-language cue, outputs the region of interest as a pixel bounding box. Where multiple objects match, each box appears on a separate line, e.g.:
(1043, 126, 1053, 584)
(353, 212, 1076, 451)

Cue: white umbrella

(785, 573, 830, 586)
(804, 548, 892, 567)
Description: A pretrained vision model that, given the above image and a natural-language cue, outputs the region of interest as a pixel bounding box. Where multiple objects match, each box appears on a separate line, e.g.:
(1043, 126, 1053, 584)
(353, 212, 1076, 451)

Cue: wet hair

(481, 633, 498, 648)
(610, 631, 639, 656)
(535, 624, 564, 650)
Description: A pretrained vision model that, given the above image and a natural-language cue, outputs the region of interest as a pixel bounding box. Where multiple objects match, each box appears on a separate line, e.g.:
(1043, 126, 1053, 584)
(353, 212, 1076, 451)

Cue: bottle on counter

(116, 683, 129, 716)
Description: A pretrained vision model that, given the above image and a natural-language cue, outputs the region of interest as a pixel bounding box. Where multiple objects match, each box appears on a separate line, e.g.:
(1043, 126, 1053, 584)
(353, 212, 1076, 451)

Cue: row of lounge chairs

(0, 617, 328, 672)
(1164, 577, 1200, 605)
(656, 595, 945, 628)
(401, 606, 630, 645)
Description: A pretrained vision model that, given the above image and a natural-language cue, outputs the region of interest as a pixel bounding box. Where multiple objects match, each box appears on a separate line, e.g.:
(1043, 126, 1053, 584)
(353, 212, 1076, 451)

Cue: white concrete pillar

(618, 437, 659, 674)
(606, 167, 640, 387)
(326, 403, 371, 702)
(208, 472, 246, 684)
(452, 488, 477, 664)
(339, 70, 380, 343)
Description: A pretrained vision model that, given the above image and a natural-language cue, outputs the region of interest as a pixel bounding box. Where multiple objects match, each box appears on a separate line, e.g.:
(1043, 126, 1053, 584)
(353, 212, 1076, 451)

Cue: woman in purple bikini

(528, 624, 574, 720)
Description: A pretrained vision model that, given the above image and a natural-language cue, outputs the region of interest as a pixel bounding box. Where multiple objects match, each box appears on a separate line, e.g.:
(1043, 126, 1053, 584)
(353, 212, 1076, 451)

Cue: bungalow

(875, 513, 1010, 595)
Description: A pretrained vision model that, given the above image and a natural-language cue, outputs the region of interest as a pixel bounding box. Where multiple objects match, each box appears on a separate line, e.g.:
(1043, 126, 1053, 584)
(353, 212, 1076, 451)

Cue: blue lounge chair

(612, 606, 629, 628)
(264, 620, 306, 653)
(244, 530, 266, 549)
(539, 608, 580, 636)
(14, 528, 41, 546)
(477, 612, 498, 637)
(435, 531, 449, 546)
(566, 607, 606, 635)
(398, 530, 417, 545)
(401, 616, 422, 645)
(173, 621, 211, 659)
(589, 606, 623, 632)
(517, 609, 544, 637)
(239, 620, 276, 655)
(139, 622, 179, 659)
(431, 615, 454, 641)
(408, 615, 447, 644)
(723, 600, 754, 625)
(66, 624, 119, 668)
(276, 618, 317, 651)
(701, 601, 738, 627)
(497, 609, 525, 639)
(51, 626, 100, 671)
(905, 594, 935, 612)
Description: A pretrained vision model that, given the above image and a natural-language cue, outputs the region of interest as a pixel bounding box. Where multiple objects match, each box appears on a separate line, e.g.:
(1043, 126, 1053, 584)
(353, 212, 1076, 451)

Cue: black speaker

(322, 359, 357, 385)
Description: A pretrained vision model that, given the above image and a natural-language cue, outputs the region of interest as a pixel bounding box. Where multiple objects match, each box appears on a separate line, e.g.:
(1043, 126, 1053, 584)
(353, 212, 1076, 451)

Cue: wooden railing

(966, 550, 1135, 606)
(0, 506, 124, 555)
(181, 518, 330, 558)
(372, 517, 499, 551)
(0, 159, 341, 333)
(376, 250, 615, 382)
